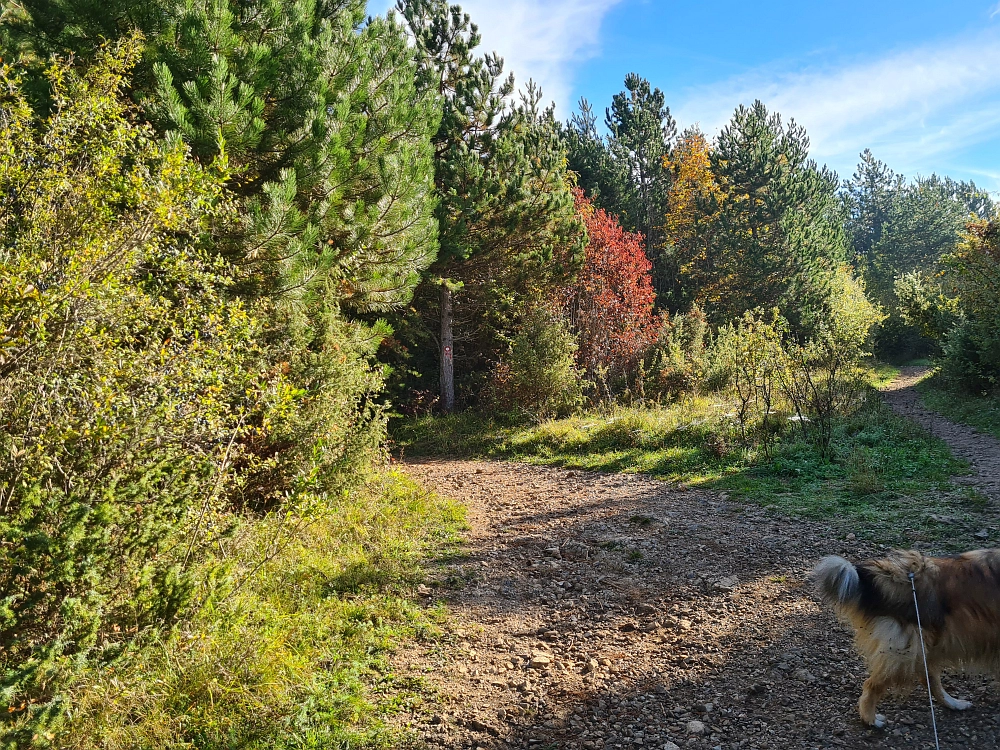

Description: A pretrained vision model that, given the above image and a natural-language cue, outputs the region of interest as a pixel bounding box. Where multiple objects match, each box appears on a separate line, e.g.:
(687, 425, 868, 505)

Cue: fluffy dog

(814, 549, 1000, 727)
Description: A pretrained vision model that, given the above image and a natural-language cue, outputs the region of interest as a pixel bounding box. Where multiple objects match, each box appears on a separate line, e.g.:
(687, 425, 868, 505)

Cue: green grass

(393, 392, 985, 549)
(38, 472, 465, 750)
(870, 360, 902, 388)
(918, 371, 1000, 440)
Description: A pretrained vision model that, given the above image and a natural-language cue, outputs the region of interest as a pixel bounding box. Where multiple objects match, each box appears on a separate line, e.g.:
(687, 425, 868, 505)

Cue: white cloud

(372, 0, 622, 113)
(673, 29, 1000, 185)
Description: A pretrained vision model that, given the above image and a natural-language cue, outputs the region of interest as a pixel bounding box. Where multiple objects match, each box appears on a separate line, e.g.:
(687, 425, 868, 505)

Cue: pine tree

(605, 73, 676, 302)
(843, 149, 904, 271)
(11, 0, 440, 312)
(843, 151, 995, 354)
(707, 101, 846, 333)
(8, 0, 442, 494)
(563, 98, 628, 218)
(398, 0, 584, 411)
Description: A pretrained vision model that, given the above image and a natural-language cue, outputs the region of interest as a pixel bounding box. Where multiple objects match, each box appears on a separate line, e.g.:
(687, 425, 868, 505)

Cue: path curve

(881, 366, 1000, 502)
(395, 459, 1000, 750)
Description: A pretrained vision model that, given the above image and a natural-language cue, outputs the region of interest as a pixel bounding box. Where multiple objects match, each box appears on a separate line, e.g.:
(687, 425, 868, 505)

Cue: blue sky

(371, 1, 1000, 191)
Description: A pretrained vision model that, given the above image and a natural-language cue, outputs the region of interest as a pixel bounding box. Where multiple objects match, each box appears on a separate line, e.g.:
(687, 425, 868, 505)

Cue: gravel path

(395, 459, 1000, 750)
(882, 366, 1000, 502)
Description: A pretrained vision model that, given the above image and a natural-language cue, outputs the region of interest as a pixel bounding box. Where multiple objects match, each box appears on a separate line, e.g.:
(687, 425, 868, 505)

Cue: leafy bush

(0, 48, 240, 728)
(712, 310, 788, 454)
(938, 221, 1000, 392)
(487, 306, 586, 420)
(709, 271, 884, 457)
(779, 270, 886, 457)
(4, 472, 464, 749)
(0, 45, 374, 736)
(563, 190, 659, 388)
(645, 306, 710, 400)
(894, 271, 960, 342)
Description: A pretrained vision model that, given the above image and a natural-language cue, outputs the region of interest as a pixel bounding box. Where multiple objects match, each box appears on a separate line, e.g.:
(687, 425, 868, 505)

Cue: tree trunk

(440, 284, 455, 412)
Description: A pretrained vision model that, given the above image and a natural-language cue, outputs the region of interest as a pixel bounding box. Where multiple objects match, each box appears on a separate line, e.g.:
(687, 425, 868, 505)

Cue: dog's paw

(872, 714, 886, 729)
(946, 698, 972, 711)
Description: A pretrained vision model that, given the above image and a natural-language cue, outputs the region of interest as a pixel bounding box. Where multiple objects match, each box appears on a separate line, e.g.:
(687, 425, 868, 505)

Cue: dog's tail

(813, 555, 860, 607)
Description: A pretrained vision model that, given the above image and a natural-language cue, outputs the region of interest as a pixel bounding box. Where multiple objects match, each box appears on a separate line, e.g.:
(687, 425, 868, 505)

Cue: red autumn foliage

(564, 188, 661, 380)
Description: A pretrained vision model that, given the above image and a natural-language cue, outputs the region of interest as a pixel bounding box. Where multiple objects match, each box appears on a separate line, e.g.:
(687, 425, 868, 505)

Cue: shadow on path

(393, 459, 1000, 750)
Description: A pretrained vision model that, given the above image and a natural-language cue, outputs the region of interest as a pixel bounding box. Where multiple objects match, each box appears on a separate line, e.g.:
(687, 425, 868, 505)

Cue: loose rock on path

(395, 459, 1000, 750)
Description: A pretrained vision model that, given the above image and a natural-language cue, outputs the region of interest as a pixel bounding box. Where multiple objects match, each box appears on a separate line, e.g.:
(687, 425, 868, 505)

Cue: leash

(909, 572, 940, 750)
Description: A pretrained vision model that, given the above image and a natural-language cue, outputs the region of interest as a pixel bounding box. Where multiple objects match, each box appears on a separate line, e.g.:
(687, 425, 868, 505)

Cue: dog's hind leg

(858, 677, 889, 727)
(930, 669, 972, 711)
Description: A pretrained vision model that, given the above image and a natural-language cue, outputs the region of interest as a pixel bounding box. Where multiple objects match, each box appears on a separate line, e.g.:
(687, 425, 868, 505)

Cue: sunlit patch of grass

(41, 472, 466, 750)
(392, 384, 986, 549)
(917, 371, 1000, 440)
(870, 361, 902, 388)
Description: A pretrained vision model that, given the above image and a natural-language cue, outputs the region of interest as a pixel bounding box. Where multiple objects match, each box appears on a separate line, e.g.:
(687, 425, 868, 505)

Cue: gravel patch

(393, 459, 1000, 749)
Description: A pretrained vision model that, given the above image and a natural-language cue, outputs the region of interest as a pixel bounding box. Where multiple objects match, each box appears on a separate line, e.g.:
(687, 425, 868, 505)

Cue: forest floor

(392, 373, 1000, 750)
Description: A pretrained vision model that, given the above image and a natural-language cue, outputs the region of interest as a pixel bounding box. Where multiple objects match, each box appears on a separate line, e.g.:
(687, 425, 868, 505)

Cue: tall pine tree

(701, 101, 846, 332)
(397, 0, 584, 411)
(564, 75, 676, 307)
(8, 0, 441, 489)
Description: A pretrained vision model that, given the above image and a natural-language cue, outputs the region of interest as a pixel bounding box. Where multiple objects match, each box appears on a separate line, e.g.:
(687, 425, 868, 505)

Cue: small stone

(712, 575, 738, 592)
(619, 622, 638, 632)
(529, 655, 551, 669)
(416, 583, 431, 596)
(792, 668, 817, 683)
(467, 718, 491, 733)
(598, 657, 612, 667)
(428, 714, 445, 725)
(636, 603, 658, 615)
(583, 659, 599, 673)
(662, 743, 680, 750)
(976, 529, 990, 539)
(846, 533, 856, 540)
(686, 719, 705, 735)
(678, 619, 693, 631)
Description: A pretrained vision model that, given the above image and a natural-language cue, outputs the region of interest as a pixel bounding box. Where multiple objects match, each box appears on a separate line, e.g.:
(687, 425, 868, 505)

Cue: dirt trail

(881, 366, 1000, 502)
(396, 459, 1000, 750)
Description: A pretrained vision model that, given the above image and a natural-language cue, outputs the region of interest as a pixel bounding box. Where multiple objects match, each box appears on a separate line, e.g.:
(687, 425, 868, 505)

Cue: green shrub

(486, 307, 586, 420)
(4, 471, 464, 749)
(894, 271, 960, 343)
(937, 221, 1000, 392)
(0, 45, 342, 736)
(711, 310, 787, 453)
(645, 305, 710, 399)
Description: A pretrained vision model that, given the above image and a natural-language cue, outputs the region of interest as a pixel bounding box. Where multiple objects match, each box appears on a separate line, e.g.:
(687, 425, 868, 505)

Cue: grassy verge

(393, 392, 985, 549)
(869, 360, 902, 388)
(36, 471, 464, 750)
(917, 371, 1000, 440)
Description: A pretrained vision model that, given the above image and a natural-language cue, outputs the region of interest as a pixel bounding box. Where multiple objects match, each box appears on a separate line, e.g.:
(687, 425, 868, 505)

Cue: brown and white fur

(814, 549, 1000, 727)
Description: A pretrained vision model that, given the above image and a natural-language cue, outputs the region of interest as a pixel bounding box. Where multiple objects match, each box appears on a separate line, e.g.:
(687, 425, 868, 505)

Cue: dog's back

(813, 549, 1000, 725)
